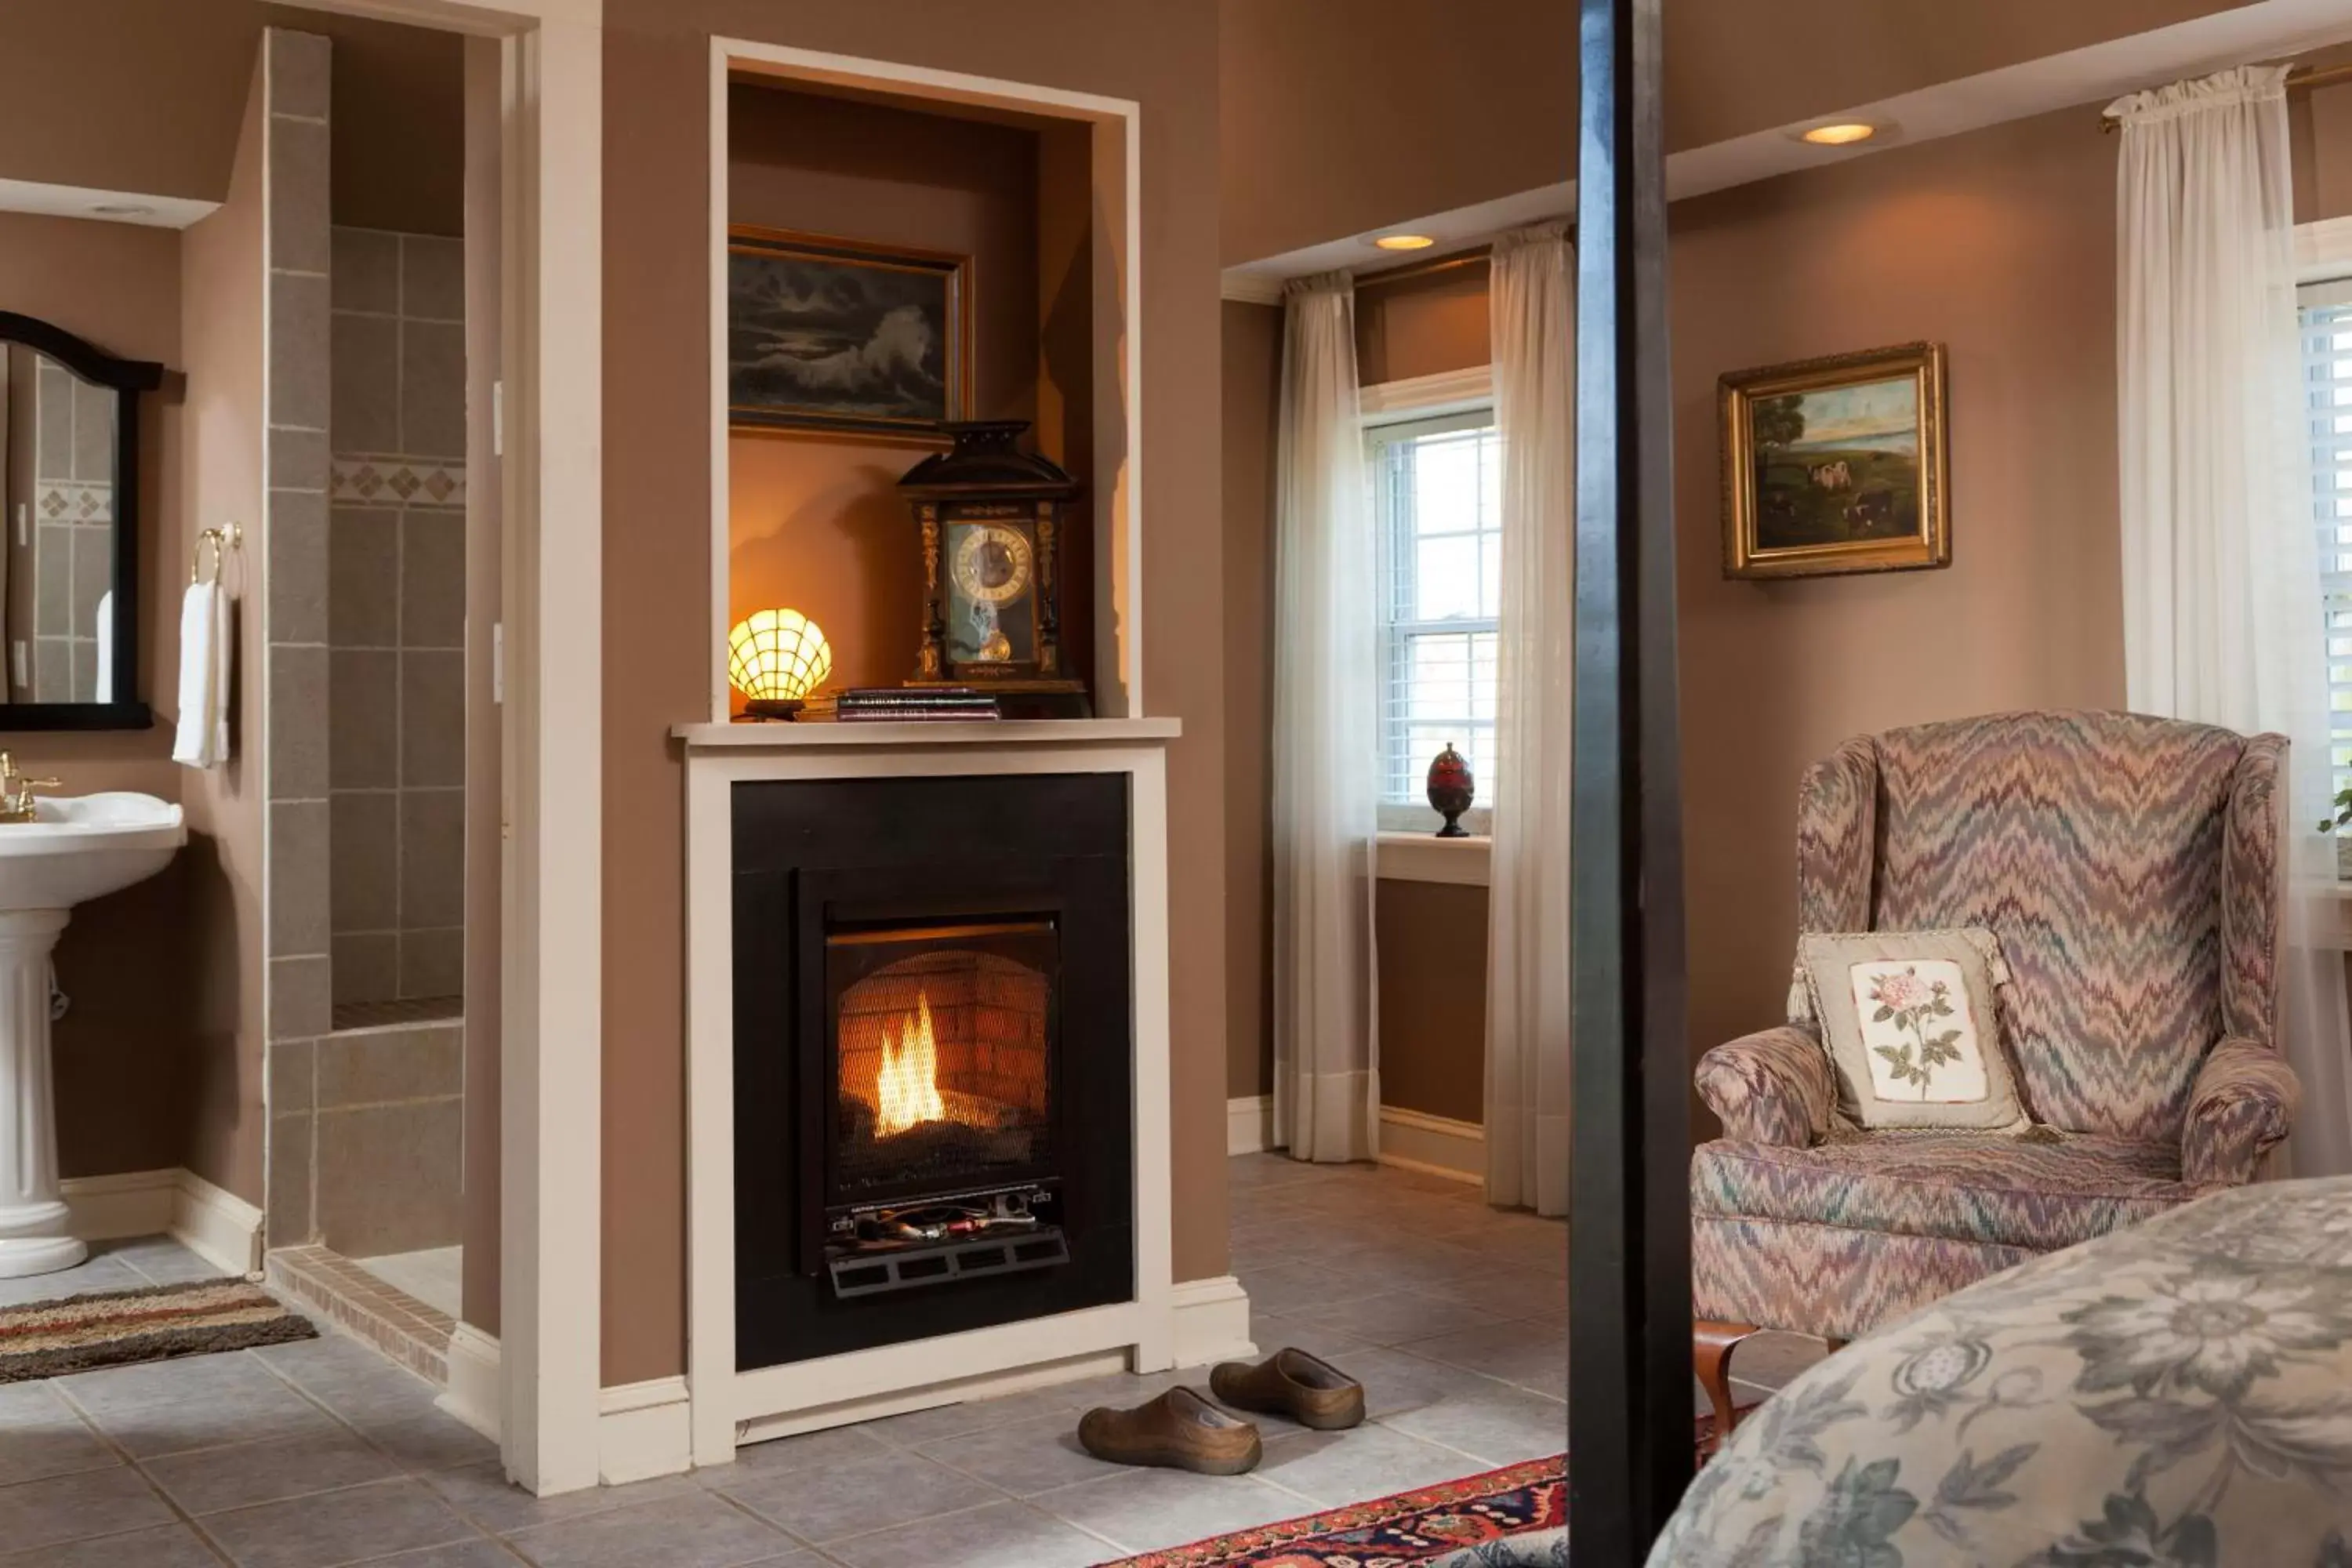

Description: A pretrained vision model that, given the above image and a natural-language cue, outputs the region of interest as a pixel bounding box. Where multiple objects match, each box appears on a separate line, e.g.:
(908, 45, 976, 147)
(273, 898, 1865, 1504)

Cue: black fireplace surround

(731, 772, 1135, 1369)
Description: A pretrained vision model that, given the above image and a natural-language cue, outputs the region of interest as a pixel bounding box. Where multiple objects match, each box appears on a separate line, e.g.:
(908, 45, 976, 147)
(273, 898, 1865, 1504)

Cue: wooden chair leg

(1693, 1320, 1760, 1457)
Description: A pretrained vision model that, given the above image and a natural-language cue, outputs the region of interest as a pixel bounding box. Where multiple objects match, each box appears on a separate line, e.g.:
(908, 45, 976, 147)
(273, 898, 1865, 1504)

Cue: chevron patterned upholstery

(1693, 1131, 2198, 1253)
(1694, 711, 2300, 1338)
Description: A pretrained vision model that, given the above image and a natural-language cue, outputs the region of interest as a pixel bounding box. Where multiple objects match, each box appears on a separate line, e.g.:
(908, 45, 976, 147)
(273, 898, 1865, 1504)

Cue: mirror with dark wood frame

(0, 310, 162, 730)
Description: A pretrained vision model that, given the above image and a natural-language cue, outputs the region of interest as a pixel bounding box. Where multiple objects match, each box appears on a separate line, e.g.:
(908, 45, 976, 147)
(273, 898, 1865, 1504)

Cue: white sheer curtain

(1272, 271, 1381, 1163)
(1483, 222, 1575, 1215)
(2113, 65, 2352, 1176)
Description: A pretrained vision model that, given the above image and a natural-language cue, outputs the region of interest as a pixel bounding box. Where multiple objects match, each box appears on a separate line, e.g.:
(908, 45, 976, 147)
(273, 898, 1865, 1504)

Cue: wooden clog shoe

(1076, 1386, 1263, 1475)
(1209, 1347, 1367, 1431)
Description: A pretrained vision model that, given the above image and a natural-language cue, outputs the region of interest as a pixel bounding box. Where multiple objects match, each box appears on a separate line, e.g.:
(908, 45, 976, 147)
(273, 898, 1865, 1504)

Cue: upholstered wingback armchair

(1690, 711, 2302, 1428)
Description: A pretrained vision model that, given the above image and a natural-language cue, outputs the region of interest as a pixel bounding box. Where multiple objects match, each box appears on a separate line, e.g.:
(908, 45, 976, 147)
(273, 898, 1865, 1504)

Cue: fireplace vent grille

(827, 1229, 1072, 1298)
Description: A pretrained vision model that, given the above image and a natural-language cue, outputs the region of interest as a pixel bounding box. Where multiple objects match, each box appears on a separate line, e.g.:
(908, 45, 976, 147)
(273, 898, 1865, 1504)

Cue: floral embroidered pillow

(1791, 928, 2034, 1134)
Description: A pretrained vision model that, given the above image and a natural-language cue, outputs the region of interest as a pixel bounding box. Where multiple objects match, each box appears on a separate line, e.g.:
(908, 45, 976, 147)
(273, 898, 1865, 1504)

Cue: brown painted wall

(2294, 46, 2352, 223)
(314, 12, 463, 237)
(1661, 0, 2255, 151)
(1374, 881, 1489, 1123)
(2314, 82, 2352, 220)
(1225, 100, 2173, 1128)
(601, 0, 1223, 1387)
(0, 0, 260, 204)
(1673, 103, 2129, 1069)
(0, 5, 459, 234)
(2305, 82, 2352, 220)
(726, 83, 1043, 695)
(176, 53, 270, 1204)
(1355, 261, 1490, 387)
(0, 210, 198, 1178)
(1218, 0, 2252, 266)
(1221, 301, 1277, 1104)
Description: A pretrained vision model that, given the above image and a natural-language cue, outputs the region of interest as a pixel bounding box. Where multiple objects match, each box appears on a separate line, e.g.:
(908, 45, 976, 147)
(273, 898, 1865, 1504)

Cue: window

(2301, 285, 2352, 797)
(1367, 409, 1501, 831)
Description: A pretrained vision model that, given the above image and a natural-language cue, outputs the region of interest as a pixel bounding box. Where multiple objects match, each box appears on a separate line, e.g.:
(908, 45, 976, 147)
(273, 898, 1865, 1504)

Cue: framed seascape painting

(1719, 340, 1949, 579)
(728, 226, 972, 440)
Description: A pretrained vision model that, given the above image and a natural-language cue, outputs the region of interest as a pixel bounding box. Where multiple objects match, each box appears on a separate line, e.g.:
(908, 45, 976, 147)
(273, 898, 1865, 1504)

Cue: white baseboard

(441, 1324, 503, 1443)
(1377, 1105, 1485, 1185)
(600, 1375, 692, 1485)
(60, 1167, 264, 1276)
(734, 1348, 1131, 1450)
(60, 1168, 176, 1241)
(171, 1170, 265, 1276)
(1171, 1275, 1255, 1367)
(1226, 1094, 1275, 1156)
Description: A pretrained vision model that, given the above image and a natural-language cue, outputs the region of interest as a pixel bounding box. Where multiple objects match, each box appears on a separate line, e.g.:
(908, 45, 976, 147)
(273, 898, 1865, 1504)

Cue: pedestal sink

(0, 793, 185, 1276)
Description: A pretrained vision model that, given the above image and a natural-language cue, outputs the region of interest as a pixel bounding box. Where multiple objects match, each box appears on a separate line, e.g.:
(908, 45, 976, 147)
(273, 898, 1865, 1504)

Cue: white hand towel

(95, 589, 113, 701)
(172, 580, 230, 768)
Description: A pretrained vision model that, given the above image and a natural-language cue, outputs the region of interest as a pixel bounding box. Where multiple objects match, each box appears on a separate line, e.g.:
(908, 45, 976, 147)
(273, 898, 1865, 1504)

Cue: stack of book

(835, 687, 1003, 723)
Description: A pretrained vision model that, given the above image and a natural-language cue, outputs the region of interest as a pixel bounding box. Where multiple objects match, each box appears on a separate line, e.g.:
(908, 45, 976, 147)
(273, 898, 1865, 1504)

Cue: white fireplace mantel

(670, 717, 1183, 750)
(677, 714, 1230, 1467)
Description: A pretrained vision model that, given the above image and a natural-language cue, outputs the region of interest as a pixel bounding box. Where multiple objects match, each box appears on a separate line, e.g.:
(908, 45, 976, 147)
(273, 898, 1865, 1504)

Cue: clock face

(949, 523, 1033, 608)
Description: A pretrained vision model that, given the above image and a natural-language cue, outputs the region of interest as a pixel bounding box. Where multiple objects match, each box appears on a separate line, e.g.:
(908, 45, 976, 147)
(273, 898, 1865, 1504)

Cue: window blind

(2302, 293, 2352, 799)
(1368, 411, 1501, 813)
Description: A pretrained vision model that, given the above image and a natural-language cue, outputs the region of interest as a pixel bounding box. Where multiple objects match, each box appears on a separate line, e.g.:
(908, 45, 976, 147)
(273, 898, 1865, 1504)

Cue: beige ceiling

(1220, 0, 2260, 267)
(0, 0, 463, 234)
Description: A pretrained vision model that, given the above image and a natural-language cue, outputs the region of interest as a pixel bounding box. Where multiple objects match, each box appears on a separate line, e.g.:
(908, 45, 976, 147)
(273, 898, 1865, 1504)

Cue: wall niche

(725, 78, 1096, 701)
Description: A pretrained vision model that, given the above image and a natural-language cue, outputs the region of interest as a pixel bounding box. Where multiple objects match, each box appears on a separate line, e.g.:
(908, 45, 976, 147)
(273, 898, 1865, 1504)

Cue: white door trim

(285, 0, 604, 1497)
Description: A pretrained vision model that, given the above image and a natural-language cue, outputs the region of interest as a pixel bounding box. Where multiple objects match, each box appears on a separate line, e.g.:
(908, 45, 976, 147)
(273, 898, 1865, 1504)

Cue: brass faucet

(0, 753, 60, 824)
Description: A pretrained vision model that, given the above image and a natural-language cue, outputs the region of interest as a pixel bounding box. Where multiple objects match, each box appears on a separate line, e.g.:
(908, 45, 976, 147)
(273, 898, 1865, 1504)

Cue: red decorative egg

(1426, 743, 1475, 838)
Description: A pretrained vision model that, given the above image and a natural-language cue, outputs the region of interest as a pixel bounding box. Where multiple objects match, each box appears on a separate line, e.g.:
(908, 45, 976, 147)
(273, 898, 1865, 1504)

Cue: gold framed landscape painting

(1719, 341, 1949, 579)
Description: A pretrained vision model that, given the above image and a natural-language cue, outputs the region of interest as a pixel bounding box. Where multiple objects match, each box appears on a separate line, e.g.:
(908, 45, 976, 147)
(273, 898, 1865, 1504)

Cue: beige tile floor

(0, 1158, 1824, 1566)
(352, 1247, 464, 1321)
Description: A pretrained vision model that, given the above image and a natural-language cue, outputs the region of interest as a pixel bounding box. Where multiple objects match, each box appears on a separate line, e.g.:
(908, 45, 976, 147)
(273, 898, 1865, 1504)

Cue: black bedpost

(1567, 0, 1694, 1555)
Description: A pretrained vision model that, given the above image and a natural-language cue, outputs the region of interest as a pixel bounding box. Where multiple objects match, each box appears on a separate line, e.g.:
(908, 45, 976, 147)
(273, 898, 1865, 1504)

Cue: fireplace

(731, 772, 1134, 1369)
(822, 919, 1067, 1296)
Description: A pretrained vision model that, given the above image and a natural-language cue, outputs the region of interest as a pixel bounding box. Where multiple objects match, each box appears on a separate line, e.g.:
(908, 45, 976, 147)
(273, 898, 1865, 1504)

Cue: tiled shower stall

(328, 223, 467, 1017)
(245, 27, 474, 1358)
(298, 217, 467, 1302)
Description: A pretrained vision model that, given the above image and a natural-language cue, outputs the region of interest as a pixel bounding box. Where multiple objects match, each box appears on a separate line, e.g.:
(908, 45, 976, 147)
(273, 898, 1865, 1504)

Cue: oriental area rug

(1098, 1454, 1569, 1567)
(1098, 1412, 1740, 1566)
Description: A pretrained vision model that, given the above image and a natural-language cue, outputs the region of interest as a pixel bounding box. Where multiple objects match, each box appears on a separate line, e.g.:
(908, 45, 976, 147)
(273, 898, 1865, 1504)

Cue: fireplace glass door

(826, 918, 1058, 1213)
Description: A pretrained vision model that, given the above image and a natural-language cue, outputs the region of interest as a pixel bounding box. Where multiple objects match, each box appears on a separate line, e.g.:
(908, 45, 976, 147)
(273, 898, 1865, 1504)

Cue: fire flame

(874, 990, 948, 1134)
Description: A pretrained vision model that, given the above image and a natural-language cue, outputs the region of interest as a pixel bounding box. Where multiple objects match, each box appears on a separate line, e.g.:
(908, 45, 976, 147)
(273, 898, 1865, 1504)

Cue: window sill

(2299, 879, 2352, 951)
(1377, 831, 1490, 887)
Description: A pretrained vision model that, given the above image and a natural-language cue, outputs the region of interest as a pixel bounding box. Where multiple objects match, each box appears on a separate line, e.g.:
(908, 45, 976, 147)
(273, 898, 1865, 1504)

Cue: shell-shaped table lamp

(728, 608, 832, 720)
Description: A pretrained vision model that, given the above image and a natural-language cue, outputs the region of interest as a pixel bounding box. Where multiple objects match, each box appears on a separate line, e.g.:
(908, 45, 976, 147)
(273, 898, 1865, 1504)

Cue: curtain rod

(2100, 60, 2352, 132)
(1354, 245, 1494, 290)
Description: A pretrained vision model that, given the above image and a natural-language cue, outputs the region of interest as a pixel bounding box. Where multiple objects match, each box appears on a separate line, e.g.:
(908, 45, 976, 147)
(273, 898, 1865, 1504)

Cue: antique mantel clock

(898, 420, 1090, 717)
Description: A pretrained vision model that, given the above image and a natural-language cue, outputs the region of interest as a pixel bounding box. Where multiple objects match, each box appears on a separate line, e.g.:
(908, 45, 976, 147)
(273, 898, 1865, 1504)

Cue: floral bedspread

(1651, 1177, 2352, 1567)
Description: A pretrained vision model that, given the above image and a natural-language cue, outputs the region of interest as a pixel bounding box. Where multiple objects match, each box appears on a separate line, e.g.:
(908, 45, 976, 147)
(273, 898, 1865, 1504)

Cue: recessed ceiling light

(1799, 122, 1878, 147)
(1372, 234, 1436, 252)
(90, 202, 154, 217)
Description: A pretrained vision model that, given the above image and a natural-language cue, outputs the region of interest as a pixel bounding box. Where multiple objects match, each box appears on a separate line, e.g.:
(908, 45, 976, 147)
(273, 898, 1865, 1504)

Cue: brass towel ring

(192, 523, 242, 586)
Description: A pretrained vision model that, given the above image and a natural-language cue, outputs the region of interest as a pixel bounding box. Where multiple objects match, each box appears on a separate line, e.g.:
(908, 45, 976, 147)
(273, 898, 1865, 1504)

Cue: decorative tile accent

(265, 1244, 454, 1385)
(33, 481, 113, 524)
(331, 457, 466, 507)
